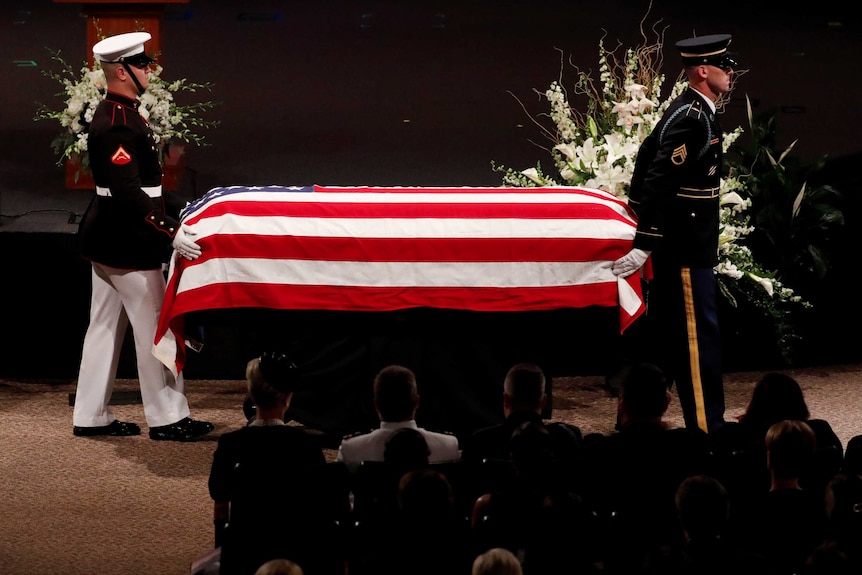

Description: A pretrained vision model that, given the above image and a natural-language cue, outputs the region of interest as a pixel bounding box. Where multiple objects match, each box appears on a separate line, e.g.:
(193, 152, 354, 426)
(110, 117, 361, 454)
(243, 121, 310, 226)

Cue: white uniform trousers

(73, 262, 191, 428)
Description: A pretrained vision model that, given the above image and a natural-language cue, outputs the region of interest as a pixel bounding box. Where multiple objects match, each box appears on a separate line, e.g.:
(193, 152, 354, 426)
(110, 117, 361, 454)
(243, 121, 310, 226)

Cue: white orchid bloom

(616, 113, 638, 133)
(624, 83, 648, 97)
(611, 99, 636, 116)
(635, 96, 657, 115)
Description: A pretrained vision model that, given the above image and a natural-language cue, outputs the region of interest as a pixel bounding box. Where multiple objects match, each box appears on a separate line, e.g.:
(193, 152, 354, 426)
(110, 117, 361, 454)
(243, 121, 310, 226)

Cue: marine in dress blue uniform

(72, 32, 213, 441)
(613, 34, 739, 433)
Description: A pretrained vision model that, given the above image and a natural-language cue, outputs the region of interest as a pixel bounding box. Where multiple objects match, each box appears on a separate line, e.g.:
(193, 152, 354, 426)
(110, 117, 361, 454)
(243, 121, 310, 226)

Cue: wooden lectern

(54, 0, 189, 66)
(55, 0, 189, 190)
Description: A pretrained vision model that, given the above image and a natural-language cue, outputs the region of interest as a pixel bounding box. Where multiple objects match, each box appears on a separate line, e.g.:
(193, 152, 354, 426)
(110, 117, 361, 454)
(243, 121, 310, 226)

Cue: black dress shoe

(73, 420, 141, 437)
(149, 417, 214, 442)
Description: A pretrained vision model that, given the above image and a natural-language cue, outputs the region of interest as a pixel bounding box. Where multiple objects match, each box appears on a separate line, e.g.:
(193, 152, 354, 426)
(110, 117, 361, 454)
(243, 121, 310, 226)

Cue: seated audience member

(645, 474, 773, 575)
(714, 373, 842, 452)
(841, 434, 862, 475)
(462, 362, 583, 502)
(336, 364, 460, 469)
(209, 353, 327, 542)
(351, 468, 473, 575)
(803, 540, 856, 575)
(472, 547, 523, 575)
(736, 420, 828, 575)
(462, 362, 582, 464)
(351, 427, 432, 522)
(807, 471, 862, 573)
(578, 362, 710, 575)
(254, 559, 304, 575)
(208, 354, 342, 575)
(708, 372, 843, 506)
(472, 419, 601, 575)
(384, 426, 432, 472)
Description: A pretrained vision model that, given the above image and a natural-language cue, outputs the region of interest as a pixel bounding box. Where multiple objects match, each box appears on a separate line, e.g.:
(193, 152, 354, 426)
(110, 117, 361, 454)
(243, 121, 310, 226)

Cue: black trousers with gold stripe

(642, 263, 725, 432)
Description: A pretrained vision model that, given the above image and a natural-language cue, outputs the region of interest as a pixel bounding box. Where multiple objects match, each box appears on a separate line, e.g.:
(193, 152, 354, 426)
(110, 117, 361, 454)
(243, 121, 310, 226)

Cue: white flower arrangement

(35, 50, 219, 180)
(493, 28, 809, 330)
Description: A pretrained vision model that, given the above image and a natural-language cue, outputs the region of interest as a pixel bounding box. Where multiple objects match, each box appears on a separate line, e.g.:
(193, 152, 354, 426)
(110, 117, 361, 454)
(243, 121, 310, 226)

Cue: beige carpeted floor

(2, 363, 861, 575)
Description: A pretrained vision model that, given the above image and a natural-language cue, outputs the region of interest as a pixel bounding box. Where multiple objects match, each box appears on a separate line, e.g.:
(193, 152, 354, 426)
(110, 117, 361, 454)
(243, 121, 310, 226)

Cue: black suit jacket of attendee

(707, 417, 844, 507)
(79, 91, 180, 269)
(644, 534, 777, 575)
(746, 487, 829, 575)
(709, 418, 843, 456)
(628, 87, 723, 268)
(462, 411, 583, 464)
(578, 421, 710, 546)
(208, 425, 326, 504)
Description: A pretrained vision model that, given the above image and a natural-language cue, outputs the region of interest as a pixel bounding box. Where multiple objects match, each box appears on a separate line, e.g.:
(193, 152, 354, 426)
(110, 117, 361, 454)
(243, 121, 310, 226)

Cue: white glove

(612, 248, 650, 278)
(172, 224, 202, 261)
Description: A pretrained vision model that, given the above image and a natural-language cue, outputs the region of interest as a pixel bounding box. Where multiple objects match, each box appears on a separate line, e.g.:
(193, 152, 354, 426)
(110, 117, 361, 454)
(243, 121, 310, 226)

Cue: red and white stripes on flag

(154, 185, 646, 376)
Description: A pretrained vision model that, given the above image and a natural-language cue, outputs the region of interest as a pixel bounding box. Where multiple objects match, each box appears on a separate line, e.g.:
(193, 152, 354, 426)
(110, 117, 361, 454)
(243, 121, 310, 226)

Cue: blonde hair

(472, 547, 523, 575)
(245, 357, 290, 409)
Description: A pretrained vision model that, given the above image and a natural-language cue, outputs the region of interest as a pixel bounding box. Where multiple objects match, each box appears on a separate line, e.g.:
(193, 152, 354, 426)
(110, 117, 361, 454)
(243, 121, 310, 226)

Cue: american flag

(154, 185, 646, 376)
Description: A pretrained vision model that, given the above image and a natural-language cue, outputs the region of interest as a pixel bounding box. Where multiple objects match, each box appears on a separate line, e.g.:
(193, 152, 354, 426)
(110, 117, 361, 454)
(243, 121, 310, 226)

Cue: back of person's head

(619, 362, 670, 421)
(503, 362, 546, 413)
(245, 352, 300, 409)
(472, 547, 524, 575)
(254, 558, 304, 575)
(384, 426, 430, 472)
(765, 419, 816, 480)
(803, 540, 855, 575)
(743, 372, 810, 430)
(675, 474, 730, 540)
(373, 364, 418, 422)
(397, 468, 454, 522)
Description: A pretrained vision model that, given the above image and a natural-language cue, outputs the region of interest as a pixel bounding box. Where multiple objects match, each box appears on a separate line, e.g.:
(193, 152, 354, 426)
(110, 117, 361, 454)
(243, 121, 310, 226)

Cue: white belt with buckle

(96, 185, 162, 198)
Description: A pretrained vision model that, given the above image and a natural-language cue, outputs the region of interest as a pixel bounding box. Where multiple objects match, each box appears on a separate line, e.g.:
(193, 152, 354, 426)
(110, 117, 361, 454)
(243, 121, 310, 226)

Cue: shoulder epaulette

(684, 99, 704, 119)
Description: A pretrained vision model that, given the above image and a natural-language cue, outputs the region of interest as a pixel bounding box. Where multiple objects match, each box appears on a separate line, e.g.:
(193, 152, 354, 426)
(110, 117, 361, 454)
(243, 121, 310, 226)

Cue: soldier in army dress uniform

(72, 32, 213, 441)
(612, 34, 739, 433)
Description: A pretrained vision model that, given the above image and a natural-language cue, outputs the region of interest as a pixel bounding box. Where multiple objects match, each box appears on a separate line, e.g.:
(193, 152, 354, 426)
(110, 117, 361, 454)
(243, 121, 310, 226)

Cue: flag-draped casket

(154, 185, 646, 379)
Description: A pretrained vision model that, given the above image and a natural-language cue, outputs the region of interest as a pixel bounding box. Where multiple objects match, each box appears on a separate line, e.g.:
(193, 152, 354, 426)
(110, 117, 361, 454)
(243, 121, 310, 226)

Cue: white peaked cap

(93, 32, 153, 63)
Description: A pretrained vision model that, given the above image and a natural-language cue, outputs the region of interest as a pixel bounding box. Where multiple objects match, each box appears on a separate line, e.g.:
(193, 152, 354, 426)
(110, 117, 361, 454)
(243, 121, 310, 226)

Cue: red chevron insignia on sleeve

(111, 146, 132, 165)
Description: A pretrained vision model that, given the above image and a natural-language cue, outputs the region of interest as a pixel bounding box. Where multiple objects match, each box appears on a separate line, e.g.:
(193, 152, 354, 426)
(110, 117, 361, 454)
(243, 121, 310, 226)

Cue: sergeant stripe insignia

(671, 144, 687, 165)
(111, 145, 132, 165)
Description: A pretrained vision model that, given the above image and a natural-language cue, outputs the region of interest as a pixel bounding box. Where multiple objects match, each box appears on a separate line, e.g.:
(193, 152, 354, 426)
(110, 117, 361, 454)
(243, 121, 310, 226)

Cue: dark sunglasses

(715, 56, 738, 72)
